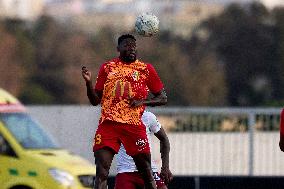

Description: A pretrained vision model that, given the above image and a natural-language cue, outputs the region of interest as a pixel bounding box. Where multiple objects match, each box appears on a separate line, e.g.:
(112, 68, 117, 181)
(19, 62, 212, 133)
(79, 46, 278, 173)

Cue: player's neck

(119, 56, 136, 64)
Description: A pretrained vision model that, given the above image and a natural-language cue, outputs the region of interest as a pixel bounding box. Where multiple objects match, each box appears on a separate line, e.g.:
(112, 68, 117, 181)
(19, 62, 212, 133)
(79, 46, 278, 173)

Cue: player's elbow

(161, 95, 167, 105)
(90, 102, 99, 106)
(87, 94, 101, 106)
(279, 133, 284, 152)
(91, 99, 100, 106)
(158, 89, 167, 105)
(88, 98, 97, 106)
(280, 142, 284, 152)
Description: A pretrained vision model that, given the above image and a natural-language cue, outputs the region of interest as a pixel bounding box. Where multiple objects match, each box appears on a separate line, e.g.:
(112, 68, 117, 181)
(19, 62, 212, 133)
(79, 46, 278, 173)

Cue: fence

(149, 107, 282, 176)
(28, 106, 284, 176)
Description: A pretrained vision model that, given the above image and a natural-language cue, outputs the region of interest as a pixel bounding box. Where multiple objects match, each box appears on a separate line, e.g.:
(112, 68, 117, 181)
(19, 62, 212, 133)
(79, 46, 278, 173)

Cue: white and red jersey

(116, 111, 161, 173)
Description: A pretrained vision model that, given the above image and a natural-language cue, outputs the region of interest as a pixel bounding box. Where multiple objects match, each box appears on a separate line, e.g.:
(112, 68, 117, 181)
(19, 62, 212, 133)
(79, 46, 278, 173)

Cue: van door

(0, 133, 20, 189)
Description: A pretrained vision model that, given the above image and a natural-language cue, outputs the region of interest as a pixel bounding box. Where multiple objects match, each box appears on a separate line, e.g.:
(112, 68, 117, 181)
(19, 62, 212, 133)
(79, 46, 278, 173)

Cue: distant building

(0, 0, 44, 20)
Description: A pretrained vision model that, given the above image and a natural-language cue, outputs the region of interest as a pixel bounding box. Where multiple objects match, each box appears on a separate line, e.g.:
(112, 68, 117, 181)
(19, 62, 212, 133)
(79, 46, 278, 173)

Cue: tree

(271, 7, 284, 105)
(0, 20, 27, 97)
(25, 16, 71, 104)
(202, 2, 278, 106)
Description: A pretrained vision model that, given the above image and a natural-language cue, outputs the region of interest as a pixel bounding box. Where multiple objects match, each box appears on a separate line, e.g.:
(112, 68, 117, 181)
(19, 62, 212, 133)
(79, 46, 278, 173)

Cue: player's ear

(117, 45, 120, 52)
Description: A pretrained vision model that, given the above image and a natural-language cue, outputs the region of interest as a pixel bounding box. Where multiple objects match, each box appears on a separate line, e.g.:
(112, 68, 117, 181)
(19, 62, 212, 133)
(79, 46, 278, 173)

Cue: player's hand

(160, 167, 173, 185)
(128, 98, 144, 107)
(82, 66, 92, 82)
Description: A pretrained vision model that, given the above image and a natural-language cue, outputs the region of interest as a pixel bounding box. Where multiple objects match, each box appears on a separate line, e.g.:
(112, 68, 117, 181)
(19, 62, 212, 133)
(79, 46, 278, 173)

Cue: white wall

(28, 106, 284, 176)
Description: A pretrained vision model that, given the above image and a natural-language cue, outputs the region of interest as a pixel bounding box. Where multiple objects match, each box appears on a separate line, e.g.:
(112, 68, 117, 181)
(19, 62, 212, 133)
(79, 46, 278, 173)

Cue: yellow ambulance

(0, 88, 96, 189)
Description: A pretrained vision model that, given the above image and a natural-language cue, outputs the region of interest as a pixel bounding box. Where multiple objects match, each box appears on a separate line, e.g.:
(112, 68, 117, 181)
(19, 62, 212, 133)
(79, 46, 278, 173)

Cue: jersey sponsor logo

(112, 80, 133, 99)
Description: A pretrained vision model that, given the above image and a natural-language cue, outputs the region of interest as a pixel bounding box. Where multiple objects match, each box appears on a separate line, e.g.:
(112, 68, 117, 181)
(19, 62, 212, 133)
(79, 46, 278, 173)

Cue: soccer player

(81, 34, 167, 189)
(115, 111, 173, 189)
(279, 109, 284, 151)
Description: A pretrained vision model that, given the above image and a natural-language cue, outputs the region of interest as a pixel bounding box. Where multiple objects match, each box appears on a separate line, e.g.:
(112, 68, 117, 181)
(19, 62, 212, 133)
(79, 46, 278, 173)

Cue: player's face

(118, 38, 137, 63)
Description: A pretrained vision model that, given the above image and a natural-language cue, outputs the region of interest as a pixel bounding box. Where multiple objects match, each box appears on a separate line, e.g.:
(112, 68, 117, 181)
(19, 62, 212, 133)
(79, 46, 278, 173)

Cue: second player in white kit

(115, 111, 173, 189)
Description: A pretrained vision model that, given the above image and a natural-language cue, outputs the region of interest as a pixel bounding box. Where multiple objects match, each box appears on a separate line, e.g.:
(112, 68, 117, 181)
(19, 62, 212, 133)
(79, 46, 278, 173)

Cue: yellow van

(0, 88, 96, 189)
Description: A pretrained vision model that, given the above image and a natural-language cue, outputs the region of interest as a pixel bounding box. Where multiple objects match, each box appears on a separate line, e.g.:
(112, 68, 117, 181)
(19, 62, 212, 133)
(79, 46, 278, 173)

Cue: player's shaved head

(117, 34, 137, 63)
(118, 34, 136, 45)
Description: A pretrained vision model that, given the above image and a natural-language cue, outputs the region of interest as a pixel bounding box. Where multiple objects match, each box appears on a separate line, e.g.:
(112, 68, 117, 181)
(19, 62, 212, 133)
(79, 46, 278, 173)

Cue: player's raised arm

(81, 66, 102, 106)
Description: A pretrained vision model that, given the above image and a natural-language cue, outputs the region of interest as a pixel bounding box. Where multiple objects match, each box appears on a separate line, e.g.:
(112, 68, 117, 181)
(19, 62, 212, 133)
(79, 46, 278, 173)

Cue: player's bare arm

(154, 127, 173, 185)
(129, 89, 167, 107)
(81, 66, 102, 106)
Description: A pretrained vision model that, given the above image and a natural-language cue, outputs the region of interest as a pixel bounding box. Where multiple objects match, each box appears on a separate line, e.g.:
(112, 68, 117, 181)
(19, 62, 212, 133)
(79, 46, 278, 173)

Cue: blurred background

(1, 0, 284, 107)
(2, 0, 284, 188)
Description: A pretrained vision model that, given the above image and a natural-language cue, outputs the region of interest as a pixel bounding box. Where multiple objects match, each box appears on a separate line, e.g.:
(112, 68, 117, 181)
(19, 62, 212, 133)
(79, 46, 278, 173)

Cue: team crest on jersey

(132, 71, 140, 81)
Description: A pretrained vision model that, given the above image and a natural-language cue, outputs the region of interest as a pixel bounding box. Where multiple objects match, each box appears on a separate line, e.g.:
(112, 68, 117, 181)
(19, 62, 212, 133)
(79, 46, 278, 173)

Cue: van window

(0, 134, 17, 157)
(0, 113, 59, 149)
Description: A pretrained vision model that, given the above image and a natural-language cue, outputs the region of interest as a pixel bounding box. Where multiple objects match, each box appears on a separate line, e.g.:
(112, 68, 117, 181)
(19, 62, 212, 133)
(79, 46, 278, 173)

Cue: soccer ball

(135, 13, 159, 37)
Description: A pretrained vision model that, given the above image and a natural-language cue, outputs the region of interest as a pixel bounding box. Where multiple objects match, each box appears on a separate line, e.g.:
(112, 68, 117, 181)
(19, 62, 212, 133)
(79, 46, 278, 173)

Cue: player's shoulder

(144, 63, 157, 73)
(104, 58, 119, 66)
(133, 61, 157, 75)
(143, 62, 153, 68)
(142, 111, 157, 121)
(100, 58, 120, 71)
(132, 59, 149, 68)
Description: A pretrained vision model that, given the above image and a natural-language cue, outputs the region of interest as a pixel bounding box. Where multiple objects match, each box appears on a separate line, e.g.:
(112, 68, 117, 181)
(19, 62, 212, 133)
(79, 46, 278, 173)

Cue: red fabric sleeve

(95, 63, 107, 91)
(146, 64, 164, 94)
(280, 109, 284, 135)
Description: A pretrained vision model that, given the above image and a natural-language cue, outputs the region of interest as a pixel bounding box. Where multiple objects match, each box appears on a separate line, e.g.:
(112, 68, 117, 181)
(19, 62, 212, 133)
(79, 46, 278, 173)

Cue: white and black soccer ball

(135, 13, 159, 37)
